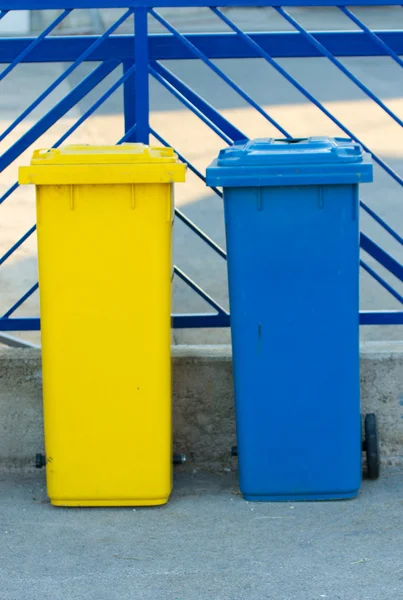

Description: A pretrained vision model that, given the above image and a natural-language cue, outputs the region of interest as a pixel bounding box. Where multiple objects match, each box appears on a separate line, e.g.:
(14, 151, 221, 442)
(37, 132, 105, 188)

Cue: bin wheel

(35, 453, 46, 469)
(364, 414, 380, 480)
(231, 446, 238, 457)
(173, 453, 187, 465)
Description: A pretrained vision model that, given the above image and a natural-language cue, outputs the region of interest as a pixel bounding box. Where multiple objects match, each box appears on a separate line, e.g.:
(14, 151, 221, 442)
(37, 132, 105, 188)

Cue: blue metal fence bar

(150, 127, 223, 199)
(361, 233, 403, 283)
(0, 8, 133, 144)
(55, 61, 135, 146)
(1, 6, 402, 330)
(2, 283, 39, 319)
(151, 61, 246, 143)
(340, 7, 403, 69)
(1, 61, 118, 207)
(0, 315, 233, 330)
(360, 311, 403, 325)
(0, 311, 401, 331)
(7, 241, 402, 325)
(360, 260, 403, 305)
(149, 66, 233, 144)
(4, 32, 403, 63)
(118, 123, 136, 142)
(0, 63, 136, 272)
(211, 7, 403, 189)
(134, 7, 149, 143)
(149, 129, 227, 257)
(0, 182, 19, 206)
(4, 1, 403, 8)
(360, 201, 403, 247)
(175, 210, 227, 260)
(0, 318, 39, 331)
(0, 226, 36, 267)
(0, 9, 71, 81)
(174, 266, 228, 315)
(0, 75, 403, 302)
(1, 61, 123, 211)
(123, 60, 136, 141)
(275, 7, 403, 130)
(0, 60, 119, 174)
(172, 313, 230, 328)
(150, 9, 291, 138)
(0, 81, 228, 323)
(7, 242, 399, 321)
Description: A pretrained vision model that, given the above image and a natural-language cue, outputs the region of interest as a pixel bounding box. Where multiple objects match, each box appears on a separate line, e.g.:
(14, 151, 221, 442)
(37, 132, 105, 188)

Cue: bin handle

(273, 138, 308, 144)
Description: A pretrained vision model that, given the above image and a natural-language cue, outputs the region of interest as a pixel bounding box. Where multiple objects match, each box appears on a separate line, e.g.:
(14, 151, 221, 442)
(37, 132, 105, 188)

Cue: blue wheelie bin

(206, 137, 373, 501)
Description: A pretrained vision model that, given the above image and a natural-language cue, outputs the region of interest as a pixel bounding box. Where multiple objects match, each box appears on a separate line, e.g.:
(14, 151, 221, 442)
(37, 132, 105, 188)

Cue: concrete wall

(0, 343, 402, 470)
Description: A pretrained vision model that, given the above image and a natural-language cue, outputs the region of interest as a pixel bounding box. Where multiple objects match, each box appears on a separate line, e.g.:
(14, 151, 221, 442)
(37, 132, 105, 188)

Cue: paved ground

(0, 467, 402, 599)
(1, 7, 403, 345)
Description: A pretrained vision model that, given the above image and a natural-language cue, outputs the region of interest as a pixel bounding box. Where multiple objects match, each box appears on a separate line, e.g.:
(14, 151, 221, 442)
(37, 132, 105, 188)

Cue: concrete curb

(0, 343, 402, 470)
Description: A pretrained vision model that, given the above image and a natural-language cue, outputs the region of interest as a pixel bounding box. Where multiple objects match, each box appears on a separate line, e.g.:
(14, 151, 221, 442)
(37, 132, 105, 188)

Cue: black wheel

(173, 453, 186, 465)
(35, 453, 46, 469)
(364, 414, 380, 480)
(231, 446, 238, 457)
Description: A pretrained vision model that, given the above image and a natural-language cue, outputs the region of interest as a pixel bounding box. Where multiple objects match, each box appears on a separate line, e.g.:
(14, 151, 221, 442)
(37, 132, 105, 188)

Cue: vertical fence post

(134, 7, 149, 143)
(123, 59, 136, 140)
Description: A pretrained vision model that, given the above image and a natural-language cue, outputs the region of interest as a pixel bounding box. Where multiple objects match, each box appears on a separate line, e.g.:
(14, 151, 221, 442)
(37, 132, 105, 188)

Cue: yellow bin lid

(19, 144, 187, 185)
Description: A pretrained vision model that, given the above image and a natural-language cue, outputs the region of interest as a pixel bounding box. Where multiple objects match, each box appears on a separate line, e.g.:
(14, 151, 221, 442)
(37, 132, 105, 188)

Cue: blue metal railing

(0, 2, 403, 332)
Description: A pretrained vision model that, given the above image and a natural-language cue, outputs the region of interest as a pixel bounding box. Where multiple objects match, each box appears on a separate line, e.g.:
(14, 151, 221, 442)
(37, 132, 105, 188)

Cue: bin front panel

(37, 181, 173, 506)
(224, 183, 361, 500)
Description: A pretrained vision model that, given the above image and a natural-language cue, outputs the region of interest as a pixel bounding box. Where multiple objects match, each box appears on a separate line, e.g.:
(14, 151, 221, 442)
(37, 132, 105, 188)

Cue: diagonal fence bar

(0, 59, 120, 174)
(151, 61, 246, 143)
(361, 233, 403, 282)
(150, 127, 222, 199)
(0, 182, 19, 206)
(276, 6, 403, 129)
(360, 260, 403, 305)
(174, 266, 228, 316)
(210, 6, 403, 189)
(0, 8, 133, 144)
(1, 4, 403, 330)
(0, 62, 137, 272)
(2, 283, 39, 319)
(0, 9, 72, 81)
(1, 60, 126, 207)
(149, 66, 233, 144)
(150, 8, 291, 138)
(174, 209, 227, 260)
(55, 62, 136, 146)
(118, 123, 136, 143)
(360, 201, 403, 247)
(149, 129, 226, 258)
(339, 6, 403, 69)
(0, 225, 36, 267)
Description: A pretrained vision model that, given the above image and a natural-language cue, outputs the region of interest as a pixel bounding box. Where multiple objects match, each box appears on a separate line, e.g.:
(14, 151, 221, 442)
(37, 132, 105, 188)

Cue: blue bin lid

(206, 137, 373, 188)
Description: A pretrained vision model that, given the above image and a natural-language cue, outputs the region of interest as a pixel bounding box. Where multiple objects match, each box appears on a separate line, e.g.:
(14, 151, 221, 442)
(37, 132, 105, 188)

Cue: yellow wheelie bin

(19, 144, 186, 507)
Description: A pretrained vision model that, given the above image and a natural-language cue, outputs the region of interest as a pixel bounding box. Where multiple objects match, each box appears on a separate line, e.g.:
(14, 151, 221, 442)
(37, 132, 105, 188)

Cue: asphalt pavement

(0, 467, 402, 600)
